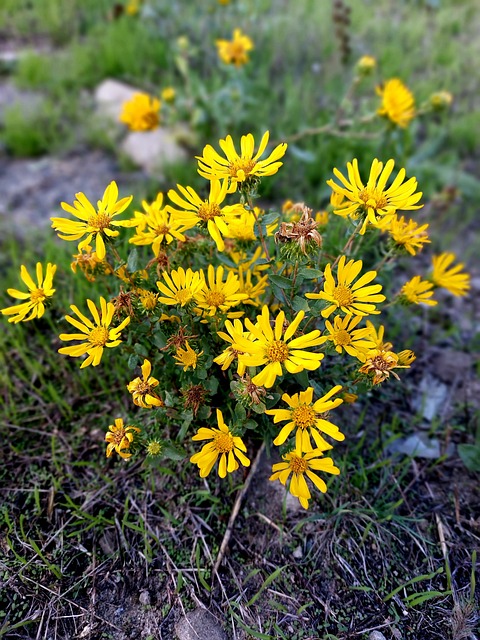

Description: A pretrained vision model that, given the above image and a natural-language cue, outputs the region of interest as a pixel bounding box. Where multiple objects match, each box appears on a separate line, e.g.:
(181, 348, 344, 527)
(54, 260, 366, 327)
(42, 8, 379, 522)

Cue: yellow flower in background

(1, 262, 56, 323)
(387, 215, 430, 255)
(146, 439, 162, 456)
(125, 0, 141, 16)
(127, 359, 164, 408)
(196, 131, 287, 193)
(430, 91, 453, 110)
(127, 193, 191, 256)
(105, 418, 140, 459)
(195, 265, 247, 317)
(161, 87, 176, 102)
(306, 255, 385, 318)
(401, 276, 437, 306)
(58, 297, 130, 368)
(119, 93, 160, 131)
(216, 28, 254, 67)
(327, 158, 423, 234)
(377, 78, 415, 128)
(322, 314, 377, 360)
(315, 210, 329, 227)
(269, 449, 340, 509)
(397, 350, 416, 366)
(266, 386, 345, 452)
(168, 179, 244, 251)
(232, 306, 325, 388)
(51, 182, 133, 260)
(224, 209, 257, 241)
(156, 267, 205, 307)
(237, 268, 268, 306)
(71, 245, 112, 282)
(137, 289, 159, 312)
(356, 55, 376, 74)
(214, 318, 252, 374)
(173, 341, 203, 371)
(190, 409, 250, 478)
(431, 253, 470, 297)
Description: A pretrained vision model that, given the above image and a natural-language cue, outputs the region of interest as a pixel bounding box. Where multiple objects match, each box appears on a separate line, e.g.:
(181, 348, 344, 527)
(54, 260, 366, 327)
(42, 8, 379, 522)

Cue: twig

(213, 442, 266, 576)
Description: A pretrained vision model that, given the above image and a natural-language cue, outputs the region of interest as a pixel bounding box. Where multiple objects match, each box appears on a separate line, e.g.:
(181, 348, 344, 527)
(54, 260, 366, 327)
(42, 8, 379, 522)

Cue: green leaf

(163, 443, 187, 461)
(152, 330, 167, 349)
(406, 590, 450, 608)
(127, 353, 139, 370)
(292, 295, 310, 312)
(261, 212, 280, 226)
(269, 274, 293, 290)
(244, 419, 258, 429)
(234, 403, 247, 422)
(134, 343, 148, 357)
(251, 402, 266, 415)
(297, 267, 323, 279)
(178, 412, 193, 440)
(127, 248, 138, 273)
(458, 444, 480, 471)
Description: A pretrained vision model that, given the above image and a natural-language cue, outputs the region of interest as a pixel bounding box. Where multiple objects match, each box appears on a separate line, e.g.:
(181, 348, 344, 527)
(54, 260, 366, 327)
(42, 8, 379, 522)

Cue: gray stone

(368, 632, 387, 640)
(121, 127, 188, 175)
(94, 78, 139, 122)
(175, 608, 226, 640)
(139, 590, 151, 606)
(412, 373, 449, 421)
(388, 433, 455, 459)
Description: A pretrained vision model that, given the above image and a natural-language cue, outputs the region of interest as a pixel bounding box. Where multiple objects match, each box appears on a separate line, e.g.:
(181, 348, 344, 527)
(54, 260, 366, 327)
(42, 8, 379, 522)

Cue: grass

(1, 1, 480, 638)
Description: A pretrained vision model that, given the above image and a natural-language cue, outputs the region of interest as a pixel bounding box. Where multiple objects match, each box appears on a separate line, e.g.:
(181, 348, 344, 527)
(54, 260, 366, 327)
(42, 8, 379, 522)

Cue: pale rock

(121, 127, 188, 175)
(388, 432, 455, 459)
(412, 373, 449, 421)
(175, 608, 226, 640)
(94, 78, 139, 122)
(368, 632, 387, 640)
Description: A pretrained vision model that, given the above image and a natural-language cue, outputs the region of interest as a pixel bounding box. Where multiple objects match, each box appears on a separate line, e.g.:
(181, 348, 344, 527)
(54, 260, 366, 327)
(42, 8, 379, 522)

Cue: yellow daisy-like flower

(321, 314, 376, 360)
(270, 448, 340, 509)
(214, 318, 252, 375)
(1, 262, 56, 323)
(190, 409, 250, 478)
(70, 245, 112, 282)
(431, 253, 470, 297)
(168, 180, 244, 251)
(136, 289, 159, 312)
(224, 209, 257, 241)
(358, 347, 409, 385)
(231, 306, 325, 388)
(365, 321, 390, 350)
(51, 182, 133, 260)
(119, 92, 160, 131)
(105, 418, 140, 459)
(377, 78, 415, 128)
(327, 158, 423, 234)
(315, 210, 329, 227)
(356, 55, 376, 74)
(127, 193, 192, 256)
(156, 267, 205, 307)
(266, 386, 345, 452)
(195, 265, 247, 317)
(306, 255, 385, 318)
(173, 341, 203, 371)
(386, 214, 430, 255)
(196, 131, 287, 193)
(401, 276, 437, 306)
(237, 268, 268, 306)
(127, 359, 164, 408)
(161, 87, 176, 102)
(216, 28, 254, 67)
(58, 297, 130, 368)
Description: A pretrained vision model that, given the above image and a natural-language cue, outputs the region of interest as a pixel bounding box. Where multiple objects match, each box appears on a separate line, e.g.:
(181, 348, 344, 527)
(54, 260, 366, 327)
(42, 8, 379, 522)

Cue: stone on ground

(175, 608, 226, 640)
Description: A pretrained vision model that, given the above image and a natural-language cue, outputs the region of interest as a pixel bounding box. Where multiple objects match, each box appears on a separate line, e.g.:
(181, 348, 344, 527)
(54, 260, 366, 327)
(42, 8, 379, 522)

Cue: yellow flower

(365, 320, 390, 350)
(401, 276, 437, 306)
(214, 318, 252, 375)
(237, 268, 268, 306)
(377, 78, 415, 128)
(161, 87, 176, 102)
(397, 350, 416, 366)
(321, 314, 376, 360)
(127, 193, 191, 256)
(127, 359, 164, 408)
(105, 418, 140, 459)
(359, 348, 410, 385)
(125, 0, 141, 16)
(356, 55, 376, 74)
(431, 253, 470, 297)
(156, 267, 205, 307)
(327, 158, 423, 234)
(195, 265, 247, 317)
(386, 214, 430, 255)
(231, 306, 325, 388)
(51, 182, 133, 260)
(168, 179, 244, 251)
(270, 449, 340, 509)
(196, 131, 287, 193)
(224, 209, 257, 241)
(146, 439, 162, 456)
(173, 341, 203, 371)
(216, 28, 254, 67)
(71, 245, 112, 282)
(58, 297, 130, 368)
(137, 289, 159, 312)
(315, 210, 329, 227)
(430, 91, 453, 110)
(119, 93, 160, 131)
(266, 386, 345, 452)
(1, 262, 56, 323)
(306, 255, 385, 318)
(190, 409, 250, 478)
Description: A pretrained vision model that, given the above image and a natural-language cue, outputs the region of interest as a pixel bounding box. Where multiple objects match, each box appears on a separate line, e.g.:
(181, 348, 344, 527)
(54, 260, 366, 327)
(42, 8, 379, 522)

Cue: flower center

(155, 225, 170, 236)
(111, 428, 126, 445)
(292, 405, 317, 429)
(88, 326, 109, 347)
(205, 291, 226, 307)
(180, 350, 198, 367)
(147, 440, 162, 455)
(372, 355, 392, 371)
(88, 212, 112, 231)
(198, 202, 221, 221)
(229, 158, 256, 180)
(143, 112, 159, 129)
(289, 454, 308, 475)
(140, 291, 158, 310)
(175, 288, 192, 305)
(358, 188, 388, 210)
(334, 329, 351, 346)
(333, 284, 353, 307)
(30, 288, 46, 304)
(135, 380, 151, 394)
(213, 431, 234, 453)
(266, 340, 289, 363)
